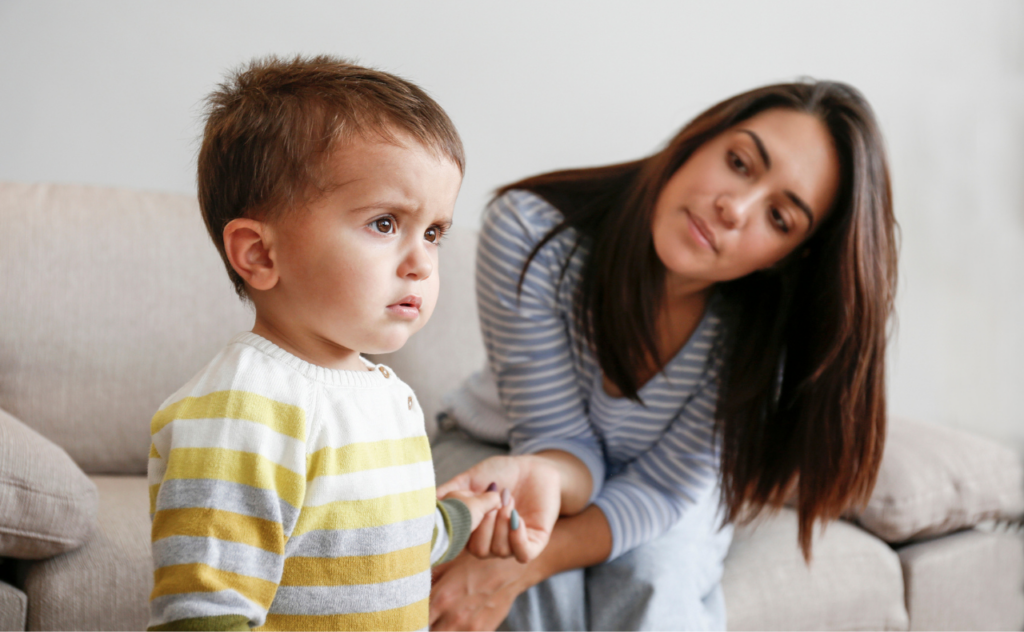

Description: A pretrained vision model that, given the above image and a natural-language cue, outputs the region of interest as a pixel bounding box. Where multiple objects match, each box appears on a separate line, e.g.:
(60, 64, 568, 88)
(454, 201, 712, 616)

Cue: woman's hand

(430, 504, 614, 631)
(429, 553, 531, 631)
(437, 454, 561, 563)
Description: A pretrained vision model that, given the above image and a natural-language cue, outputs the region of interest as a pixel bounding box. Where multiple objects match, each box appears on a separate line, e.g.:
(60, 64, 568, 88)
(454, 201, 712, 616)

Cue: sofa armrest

(0, 407, 98, 559)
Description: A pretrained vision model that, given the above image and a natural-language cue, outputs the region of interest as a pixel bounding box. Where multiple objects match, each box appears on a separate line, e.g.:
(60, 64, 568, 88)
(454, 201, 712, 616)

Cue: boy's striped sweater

(147, 332, 470, 631)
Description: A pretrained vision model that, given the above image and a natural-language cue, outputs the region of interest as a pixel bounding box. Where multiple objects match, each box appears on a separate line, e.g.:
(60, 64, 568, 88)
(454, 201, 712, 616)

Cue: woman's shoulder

(483, 189, 568, 244)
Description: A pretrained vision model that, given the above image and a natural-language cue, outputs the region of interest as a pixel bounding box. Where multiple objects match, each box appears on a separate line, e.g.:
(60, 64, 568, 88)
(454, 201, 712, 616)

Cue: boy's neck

(251, 316, 372, 372)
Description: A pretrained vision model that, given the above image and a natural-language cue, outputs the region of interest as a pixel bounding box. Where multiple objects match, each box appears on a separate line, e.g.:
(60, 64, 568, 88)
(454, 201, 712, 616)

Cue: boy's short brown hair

(197, 55, 465, 298)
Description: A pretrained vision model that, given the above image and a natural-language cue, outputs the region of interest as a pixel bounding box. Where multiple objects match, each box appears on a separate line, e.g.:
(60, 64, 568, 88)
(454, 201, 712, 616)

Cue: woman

(430, 81, 897, 631)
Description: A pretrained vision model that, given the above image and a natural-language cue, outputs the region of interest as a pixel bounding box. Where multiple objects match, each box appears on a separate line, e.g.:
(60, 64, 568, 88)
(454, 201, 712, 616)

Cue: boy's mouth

(387, 295, 422, 319)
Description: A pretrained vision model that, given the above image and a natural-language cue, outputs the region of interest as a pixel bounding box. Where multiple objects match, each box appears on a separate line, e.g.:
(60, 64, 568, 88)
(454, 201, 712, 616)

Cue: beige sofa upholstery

(1, 181, 1022, 631)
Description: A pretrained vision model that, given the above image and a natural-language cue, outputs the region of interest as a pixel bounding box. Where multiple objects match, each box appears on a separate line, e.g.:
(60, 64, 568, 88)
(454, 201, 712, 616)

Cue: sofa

(1, 180, 1022, 631)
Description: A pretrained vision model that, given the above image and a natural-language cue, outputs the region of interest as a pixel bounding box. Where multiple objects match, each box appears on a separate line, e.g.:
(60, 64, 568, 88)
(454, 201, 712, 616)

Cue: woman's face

(651, 108, 840, 290)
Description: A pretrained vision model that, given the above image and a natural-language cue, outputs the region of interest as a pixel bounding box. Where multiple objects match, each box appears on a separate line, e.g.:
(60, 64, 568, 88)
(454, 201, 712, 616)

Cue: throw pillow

(0, 407, 98, 558)
(853, 417, 1024, 543)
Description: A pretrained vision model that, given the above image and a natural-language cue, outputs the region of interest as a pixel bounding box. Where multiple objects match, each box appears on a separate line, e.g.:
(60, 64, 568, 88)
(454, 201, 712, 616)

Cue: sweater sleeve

(476, 191, 606, 502)
(147, 390, 308, 631)
(592, 353, 724, 561)
(430, 498, 473, 565)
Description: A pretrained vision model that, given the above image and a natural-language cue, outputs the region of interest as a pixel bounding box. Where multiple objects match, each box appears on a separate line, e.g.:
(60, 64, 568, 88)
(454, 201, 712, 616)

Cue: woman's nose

(398, 241, 433, 280)
(716, 191, 758, 228)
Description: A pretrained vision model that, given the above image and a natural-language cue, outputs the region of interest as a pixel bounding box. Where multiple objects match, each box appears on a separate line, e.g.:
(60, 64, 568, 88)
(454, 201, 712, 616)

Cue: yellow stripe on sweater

(163, 447, 304, 509)
(258, 599, 427, 631)
(293, 488, 434, 536)
(306, 436, 431, 480)
(152, 562, 277, 610)
(280, 542, 430, 586)
(152, 507, 285, 555)
(152, 390, 306, 441)
(149, 483, 160, 516)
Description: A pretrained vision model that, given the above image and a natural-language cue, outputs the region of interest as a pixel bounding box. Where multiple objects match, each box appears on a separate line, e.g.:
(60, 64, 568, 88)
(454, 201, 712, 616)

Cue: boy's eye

(770, 207, 790, 233)
(372, 217, 395, 234)
(421, 224, 446, 243)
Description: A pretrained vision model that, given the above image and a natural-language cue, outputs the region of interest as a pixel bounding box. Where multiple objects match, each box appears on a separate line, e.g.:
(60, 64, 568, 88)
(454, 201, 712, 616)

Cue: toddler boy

(147, 55, 506, 631)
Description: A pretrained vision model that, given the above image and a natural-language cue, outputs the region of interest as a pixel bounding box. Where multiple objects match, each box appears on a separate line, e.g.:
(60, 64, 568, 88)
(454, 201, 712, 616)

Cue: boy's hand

(438, 455, 561, 564)
(442, 489, 502, 532)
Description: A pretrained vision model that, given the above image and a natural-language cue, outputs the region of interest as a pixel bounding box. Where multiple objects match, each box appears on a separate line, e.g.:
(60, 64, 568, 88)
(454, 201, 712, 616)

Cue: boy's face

(261, 133, 461, 368)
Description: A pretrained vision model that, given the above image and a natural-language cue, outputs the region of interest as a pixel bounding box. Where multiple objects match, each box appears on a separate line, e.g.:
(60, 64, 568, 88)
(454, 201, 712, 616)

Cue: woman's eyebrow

(739, 129, 771, 169)
(786, 191, 815, 231)
(738, 129, 815, 230)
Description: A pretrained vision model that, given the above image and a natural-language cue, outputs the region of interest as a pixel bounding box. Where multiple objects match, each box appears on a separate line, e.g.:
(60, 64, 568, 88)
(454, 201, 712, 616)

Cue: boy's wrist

(436, 497, 473, 563)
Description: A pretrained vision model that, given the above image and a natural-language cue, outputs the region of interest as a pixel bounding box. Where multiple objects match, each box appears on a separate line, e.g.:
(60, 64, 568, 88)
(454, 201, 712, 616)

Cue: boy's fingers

(468, 509, 496, 558)
(443, 490, 501, 526)
(467, 490, 502, 524)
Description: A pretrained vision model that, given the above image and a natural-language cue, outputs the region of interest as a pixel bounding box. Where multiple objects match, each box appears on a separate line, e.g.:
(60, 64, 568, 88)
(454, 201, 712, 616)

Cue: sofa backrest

(0, 182, 252, 474)
(0, 181, 487, 473)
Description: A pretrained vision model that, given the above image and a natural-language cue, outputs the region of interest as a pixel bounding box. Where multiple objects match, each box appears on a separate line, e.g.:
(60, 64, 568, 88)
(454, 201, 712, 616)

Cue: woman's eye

(770, 207, 789, 233)
(728, 151, 749, 175)
(372, 217, 395, 234)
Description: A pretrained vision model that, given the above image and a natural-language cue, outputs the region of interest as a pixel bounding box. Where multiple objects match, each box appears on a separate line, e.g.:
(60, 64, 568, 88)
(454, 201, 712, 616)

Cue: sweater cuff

(148, 614, 250, 631)
(436, 498, 473, 564)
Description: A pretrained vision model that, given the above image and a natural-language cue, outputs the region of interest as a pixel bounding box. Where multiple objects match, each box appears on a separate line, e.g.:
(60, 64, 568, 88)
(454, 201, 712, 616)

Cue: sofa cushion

(21, 475, 152, 631)
(898, 528, 1024, 631)
(723, 509, 909, 631)
(0, 577, 27, 632)
(0, 407, 97, 559)
(854, 417, 1024, 543)
(0, 182, 252, 474)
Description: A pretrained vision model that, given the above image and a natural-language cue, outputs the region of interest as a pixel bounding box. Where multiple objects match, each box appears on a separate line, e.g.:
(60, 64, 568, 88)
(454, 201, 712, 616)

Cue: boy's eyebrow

(346, 198, 417, 214)
(347, 201, 454, 228)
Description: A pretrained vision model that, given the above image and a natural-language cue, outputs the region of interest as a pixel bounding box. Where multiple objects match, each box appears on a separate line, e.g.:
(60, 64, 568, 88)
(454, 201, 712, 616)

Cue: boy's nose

(398, 242, 433, 280)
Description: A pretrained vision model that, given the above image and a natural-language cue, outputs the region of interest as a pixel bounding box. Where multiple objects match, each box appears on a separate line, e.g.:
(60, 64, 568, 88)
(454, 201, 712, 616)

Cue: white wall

(2, 0, 1022, 454)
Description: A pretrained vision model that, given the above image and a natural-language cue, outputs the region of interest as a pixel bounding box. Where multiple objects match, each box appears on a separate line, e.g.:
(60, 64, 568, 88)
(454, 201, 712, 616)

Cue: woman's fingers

(436, 471, 471, 498)
(507, 503, 532, 563)
(489, 492, 513, 558)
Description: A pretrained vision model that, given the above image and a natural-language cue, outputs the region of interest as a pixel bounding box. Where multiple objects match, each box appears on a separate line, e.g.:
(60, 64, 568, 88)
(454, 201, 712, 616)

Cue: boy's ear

(223, 218, 279, 292)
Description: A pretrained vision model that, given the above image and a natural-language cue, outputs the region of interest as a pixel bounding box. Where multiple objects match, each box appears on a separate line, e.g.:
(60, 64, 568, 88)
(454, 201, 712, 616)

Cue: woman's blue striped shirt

(461, 189, 725, 561)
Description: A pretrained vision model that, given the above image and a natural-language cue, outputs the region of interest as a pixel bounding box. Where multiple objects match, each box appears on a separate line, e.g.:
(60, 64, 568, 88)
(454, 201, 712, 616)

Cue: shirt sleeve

(147, 391, 308, 630)
(476, 191, 606, 502)
(592, 352, 724, 561)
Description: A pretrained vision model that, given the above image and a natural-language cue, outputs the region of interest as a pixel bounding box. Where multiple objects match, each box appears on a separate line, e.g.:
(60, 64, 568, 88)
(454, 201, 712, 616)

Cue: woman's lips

(387, 295, 422, 319)
(686, 209, 718, 252)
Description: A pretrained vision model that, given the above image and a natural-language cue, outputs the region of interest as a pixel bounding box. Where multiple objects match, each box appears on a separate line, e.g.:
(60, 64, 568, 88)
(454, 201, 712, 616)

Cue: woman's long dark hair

(499, 81, 897, 559)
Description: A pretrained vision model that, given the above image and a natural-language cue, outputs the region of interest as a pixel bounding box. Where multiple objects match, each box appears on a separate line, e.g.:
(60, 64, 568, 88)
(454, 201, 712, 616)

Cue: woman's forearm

(520, 504, 612, 589)
(535, 450, 593, 515)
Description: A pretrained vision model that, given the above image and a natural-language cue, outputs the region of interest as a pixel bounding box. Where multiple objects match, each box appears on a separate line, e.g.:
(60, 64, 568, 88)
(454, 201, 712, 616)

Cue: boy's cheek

(418, 282, 441, 324)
